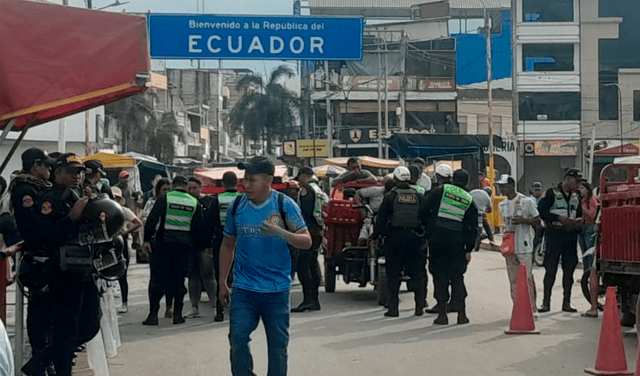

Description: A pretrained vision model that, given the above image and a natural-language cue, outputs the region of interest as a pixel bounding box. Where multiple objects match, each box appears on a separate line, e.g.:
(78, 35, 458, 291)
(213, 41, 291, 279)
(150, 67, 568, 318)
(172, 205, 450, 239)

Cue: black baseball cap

(56, 153, 86, 171)
(21, 148, 56, 171)
(296, 166, 314, 180)
(84, 159, 107, 177)
(238, 156, 275, 176)
(564, 167, 585, 181)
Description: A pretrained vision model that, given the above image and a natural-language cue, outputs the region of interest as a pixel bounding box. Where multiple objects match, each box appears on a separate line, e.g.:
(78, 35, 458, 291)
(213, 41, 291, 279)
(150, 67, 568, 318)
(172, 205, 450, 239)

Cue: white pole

(384, 31, 389, 159)
(325, 61, 333, 158)
(218, 60, 223, 162)
(377, 43, 383, 158)
(589, 126, 596, 184)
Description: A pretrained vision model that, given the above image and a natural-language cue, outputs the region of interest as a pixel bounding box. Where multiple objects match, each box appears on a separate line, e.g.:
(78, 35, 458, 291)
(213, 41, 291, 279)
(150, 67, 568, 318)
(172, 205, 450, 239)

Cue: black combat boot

(433, 302, 448, 325)
(457, 302, 470, 325)
(539, 285, 552, 312)
(309, 288, 321, 311)
(414, 279, 425, 316)
(21, 349, 46, 376)
(562, 291, 577, 312)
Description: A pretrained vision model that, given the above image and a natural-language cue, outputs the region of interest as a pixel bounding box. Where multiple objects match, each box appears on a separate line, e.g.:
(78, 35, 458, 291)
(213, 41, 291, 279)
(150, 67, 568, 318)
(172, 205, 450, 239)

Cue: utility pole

(399, 30, 407, 132)
(325, 61, 333, 158)
(217, 60, 223, 162)
(482, 1, 495, 185)
(383, 31, 389, 158)
(84, 0, 93, 156)
(58, 0, 70, 154)
(377, 41, 383, 158)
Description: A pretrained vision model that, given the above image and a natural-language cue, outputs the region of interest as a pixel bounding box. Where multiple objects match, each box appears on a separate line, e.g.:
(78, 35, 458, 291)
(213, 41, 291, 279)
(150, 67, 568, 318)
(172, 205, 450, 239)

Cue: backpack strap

(230, 194, 244, 218)
(277, 192, 289, 231)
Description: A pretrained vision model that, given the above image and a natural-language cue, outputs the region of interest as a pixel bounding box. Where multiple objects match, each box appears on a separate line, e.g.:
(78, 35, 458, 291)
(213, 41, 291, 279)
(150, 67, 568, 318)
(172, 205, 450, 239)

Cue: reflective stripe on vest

(549, 188, 579, 219)
(164, 191, 198, 232)
(218, 191, 240, 226)
(437, 184, 473, 223)
(309, 182, 326, 226)
(410, 184, 426, 194)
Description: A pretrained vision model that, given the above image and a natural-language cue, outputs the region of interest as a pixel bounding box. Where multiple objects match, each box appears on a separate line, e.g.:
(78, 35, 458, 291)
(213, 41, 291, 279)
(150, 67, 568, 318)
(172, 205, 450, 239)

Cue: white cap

(393, 166, 411, 182)
(495, 174, 515, 185)
(435, 164, 453, 178)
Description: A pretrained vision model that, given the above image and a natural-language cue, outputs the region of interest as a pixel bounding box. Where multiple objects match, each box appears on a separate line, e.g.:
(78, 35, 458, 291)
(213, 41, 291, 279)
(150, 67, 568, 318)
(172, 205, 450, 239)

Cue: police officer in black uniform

(537, 168, 584, 313)
(83, 159, 113, 199)
(210, 171, 240, 322)
(142, 176, 204, 325)
(291, 167, 326, 313)
(424, 169, 477, 325)
(35, 153, 101, 376)
(10, 148, 56, 376)
(374, 166, 429, 317)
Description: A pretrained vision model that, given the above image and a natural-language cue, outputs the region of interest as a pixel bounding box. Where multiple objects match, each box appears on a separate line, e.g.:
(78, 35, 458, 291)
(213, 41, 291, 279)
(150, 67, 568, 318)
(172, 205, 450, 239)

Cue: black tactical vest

(390, 188, 420, 229)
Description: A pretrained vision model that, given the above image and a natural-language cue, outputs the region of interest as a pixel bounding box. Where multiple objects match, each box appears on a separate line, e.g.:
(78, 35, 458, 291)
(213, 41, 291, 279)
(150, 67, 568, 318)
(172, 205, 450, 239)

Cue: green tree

(105, 92, 184, 164)
(229, 65, 299, 155)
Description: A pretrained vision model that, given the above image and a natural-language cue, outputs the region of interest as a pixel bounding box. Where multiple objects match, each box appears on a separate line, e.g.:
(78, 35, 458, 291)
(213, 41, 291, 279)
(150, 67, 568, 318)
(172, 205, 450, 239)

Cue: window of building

(522, 44, 575, 72)
(523, 0, 574, 22)
(634, 91, 640, 121)
(519, 92, 581, 121)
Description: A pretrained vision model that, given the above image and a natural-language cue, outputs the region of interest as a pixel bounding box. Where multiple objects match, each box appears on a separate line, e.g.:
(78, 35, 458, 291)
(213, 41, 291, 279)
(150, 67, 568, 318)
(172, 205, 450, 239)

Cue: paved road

(107, 250, 638, 376)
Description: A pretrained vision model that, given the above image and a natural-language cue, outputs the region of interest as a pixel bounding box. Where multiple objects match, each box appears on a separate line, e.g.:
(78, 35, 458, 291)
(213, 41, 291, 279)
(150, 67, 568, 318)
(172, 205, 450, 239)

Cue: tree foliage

(105, 92, 184, 164)
(229, 65, 299, 154)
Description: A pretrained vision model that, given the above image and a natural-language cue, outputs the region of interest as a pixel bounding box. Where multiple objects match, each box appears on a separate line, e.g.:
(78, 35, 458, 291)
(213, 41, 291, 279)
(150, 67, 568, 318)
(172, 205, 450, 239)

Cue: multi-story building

(513, 0, 582, 189)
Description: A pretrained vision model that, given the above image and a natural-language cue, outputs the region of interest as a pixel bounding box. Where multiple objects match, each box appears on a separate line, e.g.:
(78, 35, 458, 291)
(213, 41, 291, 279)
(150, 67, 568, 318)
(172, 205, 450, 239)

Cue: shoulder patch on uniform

(41, 201, 52, 215)
(300, 187, 308, 196)
(22, 195, 34, 208)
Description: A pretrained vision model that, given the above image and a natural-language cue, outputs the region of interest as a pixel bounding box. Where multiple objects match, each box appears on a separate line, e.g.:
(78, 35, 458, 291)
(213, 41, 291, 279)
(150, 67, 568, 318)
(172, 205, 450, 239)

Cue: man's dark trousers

(385, 231, 426, 312)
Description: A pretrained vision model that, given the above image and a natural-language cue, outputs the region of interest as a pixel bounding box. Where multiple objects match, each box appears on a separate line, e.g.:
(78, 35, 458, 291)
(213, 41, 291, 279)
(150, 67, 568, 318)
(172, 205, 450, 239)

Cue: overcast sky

(61, 0, 305, 79)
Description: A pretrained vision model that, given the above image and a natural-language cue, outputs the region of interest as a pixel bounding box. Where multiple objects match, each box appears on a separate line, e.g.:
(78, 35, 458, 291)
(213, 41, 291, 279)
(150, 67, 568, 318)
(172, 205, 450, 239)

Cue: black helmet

(16, 254, 54, 295)
(79, 197, 125, 246)
(93, 235, 126, 281)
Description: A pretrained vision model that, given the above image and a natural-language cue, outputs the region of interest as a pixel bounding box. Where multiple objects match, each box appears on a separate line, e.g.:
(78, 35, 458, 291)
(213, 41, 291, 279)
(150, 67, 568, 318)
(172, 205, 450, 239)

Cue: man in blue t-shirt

(219, 156, 311, 376)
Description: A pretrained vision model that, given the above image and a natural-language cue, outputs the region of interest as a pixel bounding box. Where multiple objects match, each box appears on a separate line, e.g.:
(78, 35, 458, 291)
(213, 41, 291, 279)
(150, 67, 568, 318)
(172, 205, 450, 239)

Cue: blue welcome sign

(148, 14, 364, 60)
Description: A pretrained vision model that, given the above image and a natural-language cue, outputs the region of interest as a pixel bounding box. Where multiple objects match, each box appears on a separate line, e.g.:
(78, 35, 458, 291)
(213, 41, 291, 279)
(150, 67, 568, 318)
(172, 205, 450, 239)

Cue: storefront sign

(339, 128, 392, 144)
(348, 76, 417, 91)
(417, 78, 455, 92)
(296, 139, 329, 158)
(283, 140, 296, 156)
(533, 141, 579, 156)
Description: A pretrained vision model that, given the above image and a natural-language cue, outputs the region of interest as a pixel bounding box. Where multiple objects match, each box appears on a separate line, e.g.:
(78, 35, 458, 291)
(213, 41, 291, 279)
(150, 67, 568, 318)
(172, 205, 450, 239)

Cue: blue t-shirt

(224, 190, 307, 293)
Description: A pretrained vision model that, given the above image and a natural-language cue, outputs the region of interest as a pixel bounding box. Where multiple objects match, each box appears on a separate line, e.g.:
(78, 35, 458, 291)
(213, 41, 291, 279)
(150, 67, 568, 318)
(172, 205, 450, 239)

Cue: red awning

(594, 142, 640, 156)
(0, 0, 150, 131)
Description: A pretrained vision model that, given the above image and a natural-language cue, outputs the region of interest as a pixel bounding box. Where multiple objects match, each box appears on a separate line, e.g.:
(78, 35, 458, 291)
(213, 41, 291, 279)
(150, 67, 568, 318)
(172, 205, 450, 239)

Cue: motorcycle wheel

(580, 270, 605, 311)
(376, 263, 388, 306)
(324, 257, 336, 293)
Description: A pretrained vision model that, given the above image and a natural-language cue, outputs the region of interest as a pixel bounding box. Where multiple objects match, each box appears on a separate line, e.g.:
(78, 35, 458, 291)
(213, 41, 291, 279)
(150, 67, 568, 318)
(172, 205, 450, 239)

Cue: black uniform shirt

(424, 185, 478, 251)
(9, 175, 51, 249)
(373, 183, 428, 238)
(34, 185, 82, 249)
(193, 195, 220, 248)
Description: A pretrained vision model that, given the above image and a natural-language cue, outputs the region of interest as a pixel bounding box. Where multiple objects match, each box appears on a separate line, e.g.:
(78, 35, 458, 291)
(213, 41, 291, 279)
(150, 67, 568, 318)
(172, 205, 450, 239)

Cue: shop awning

(384, 133, 502, 159)
(594, 142, 640, 157)
(0, 0, 150, 131)
(82, 152, 136, 168)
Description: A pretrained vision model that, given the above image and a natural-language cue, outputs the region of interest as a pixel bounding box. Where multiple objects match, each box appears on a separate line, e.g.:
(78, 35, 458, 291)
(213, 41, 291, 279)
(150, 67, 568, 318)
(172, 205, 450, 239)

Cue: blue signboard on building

(148, 14, 364, 60)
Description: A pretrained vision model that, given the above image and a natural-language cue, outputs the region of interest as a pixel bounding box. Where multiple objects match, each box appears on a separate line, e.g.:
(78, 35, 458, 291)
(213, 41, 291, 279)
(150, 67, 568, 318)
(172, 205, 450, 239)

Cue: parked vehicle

(322, 182, 389, 304)
(581, 162, 640, 326)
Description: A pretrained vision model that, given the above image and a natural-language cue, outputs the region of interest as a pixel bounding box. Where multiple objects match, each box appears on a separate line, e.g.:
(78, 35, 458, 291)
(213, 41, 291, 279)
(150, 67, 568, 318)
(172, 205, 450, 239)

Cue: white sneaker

(185, 307, 200, 318)
(117, 303, 128, 314)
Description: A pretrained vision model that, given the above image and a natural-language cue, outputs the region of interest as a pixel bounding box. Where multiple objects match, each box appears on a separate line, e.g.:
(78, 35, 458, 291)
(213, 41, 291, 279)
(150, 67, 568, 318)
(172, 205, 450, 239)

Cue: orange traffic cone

(585, 287, 633, 375)
(634, 341, 640, 376)
(505, 264, 540, 334)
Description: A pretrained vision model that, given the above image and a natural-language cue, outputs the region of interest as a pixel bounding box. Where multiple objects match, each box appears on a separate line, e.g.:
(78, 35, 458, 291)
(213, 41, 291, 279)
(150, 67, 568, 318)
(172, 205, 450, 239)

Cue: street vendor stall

(323, 156, 400, 169)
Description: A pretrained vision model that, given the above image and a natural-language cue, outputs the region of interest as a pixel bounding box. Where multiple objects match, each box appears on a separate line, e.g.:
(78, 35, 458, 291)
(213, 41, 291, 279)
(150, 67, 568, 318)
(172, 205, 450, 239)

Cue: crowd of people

(0, 148, 605, 376)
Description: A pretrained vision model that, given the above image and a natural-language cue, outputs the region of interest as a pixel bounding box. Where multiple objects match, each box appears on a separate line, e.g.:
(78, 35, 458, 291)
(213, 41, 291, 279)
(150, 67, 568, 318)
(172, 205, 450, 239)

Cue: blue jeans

(229, 288, 290, 376)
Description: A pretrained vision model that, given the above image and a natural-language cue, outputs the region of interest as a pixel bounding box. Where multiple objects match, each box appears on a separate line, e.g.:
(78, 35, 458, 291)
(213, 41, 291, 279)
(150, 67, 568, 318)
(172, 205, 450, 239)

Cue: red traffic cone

(585, 287, 633, 375)
(505, 264, 540, 334)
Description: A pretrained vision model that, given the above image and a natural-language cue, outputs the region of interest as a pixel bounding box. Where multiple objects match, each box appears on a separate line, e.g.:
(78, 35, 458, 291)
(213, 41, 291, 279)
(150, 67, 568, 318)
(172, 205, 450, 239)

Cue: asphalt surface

(102, 248, 639, 376)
